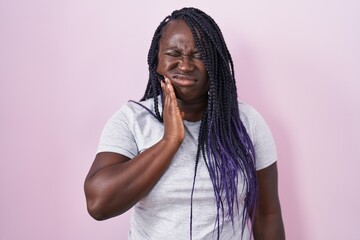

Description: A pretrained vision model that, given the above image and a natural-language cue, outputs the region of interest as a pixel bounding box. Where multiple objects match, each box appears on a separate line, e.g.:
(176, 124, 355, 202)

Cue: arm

(252, 162, 285, 240)
(84, 78, 184, 220)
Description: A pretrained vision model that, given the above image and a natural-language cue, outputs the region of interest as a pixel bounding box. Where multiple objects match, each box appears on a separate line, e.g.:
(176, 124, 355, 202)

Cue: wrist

(161, 136, 184, 147)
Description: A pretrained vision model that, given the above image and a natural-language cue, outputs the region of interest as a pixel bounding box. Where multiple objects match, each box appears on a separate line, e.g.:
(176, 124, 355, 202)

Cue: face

(157, 20, 209, 104)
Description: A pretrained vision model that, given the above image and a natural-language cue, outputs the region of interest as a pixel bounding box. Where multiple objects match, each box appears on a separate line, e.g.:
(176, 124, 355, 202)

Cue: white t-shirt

(97, 97, 277, 240)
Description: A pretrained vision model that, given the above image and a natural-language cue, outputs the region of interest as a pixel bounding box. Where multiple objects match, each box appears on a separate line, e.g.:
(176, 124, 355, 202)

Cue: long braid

(141, 16, 171, 121)
(184, 14, 228, 235)
(141, 7, 257, 239)
(183, 10, 239, 232)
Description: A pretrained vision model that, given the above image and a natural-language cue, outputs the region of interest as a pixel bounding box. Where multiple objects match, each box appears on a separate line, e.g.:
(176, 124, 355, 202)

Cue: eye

(165, 51, 181, 57)
(193, 52, 203, 60)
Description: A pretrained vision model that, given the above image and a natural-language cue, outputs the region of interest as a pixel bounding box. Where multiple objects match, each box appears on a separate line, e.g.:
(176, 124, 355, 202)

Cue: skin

(157, 20, 209, 122)
(84, 19, 285, 239)
(253, 162, 286, 239)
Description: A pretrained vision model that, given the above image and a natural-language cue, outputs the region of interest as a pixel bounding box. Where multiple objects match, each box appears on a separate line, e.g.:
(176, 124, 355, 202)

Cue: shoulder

(237, 101, 272, 144)
(112, 97, 160, 122)
(238, 102, 261, 133)
(238, 101, 257, 120)
(238, 101, 278, 169)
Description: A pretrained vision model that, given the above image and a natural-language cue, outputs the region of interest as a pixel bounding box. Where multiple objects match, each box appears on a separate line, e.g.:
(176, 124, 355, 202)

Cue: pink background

(1, 0, 359, 239)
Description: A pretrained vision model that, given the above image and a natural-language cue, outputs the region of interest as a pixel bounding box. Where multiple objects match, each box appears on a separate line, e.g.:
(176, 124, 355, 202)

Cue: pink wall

(1, 1, 359, 239)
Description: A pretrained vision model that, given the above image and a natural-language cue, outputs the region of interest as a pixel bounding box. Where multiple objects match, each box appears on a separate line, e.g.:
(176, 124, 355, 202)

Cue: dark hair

(141, 7, 257, 239)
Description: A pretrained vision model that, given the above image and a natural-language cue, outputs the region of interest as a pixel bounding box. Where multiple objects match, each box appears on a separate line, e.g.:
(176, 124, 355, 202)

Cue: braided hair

(140, 7, 258, 239)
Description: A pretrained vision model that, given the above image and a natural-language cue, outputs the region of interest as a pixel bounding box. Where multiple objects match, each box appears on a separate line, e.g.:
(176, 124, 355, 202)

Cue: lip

(171, 74, 197, 87)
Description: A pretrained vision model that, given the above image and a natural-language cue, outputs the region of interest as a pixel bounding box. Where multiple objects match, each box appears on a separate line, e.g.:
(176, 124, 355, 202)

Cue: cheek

(156, 55, 162, 74)
(156, 64, 163, 75)
(157, 58, 177, 75)
(199, 64, 209, 79)
(156, 56, 167, 74)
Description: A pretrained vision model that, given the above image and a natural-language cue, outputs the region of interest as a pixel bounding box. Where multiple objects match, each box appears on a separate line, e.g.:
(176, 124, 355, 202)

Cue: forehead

(160, 19, 195, 46)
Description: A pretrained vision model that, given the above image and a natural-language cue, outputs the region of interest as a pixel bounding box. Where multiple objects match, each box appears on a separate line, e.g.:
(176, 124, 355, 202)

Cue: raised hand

(85, 77, 186, 219)
(161, 78, 185, 145)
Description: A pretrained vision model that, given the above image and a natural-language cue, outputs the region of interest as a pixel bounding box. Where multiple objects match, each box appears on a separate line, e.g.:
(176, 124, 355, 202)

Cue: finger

(165, 78, 175, 93)
(160, 80, 168, 108)
(163, 78, 171, 109)
(162, 78, 172, 101)
(165, 78, 178, 110)
(164, 78, 176, 99)
(161, 80, 167, 98)
(164, 78, 171, 94)
(163, 78, 171, 103)
(160, 80, 165, 95)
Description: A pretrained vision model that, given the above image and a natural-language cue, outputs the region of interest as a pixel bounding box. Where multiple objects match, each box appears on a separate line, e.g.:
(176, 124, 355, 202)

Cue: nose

(178, 56, 194, 72)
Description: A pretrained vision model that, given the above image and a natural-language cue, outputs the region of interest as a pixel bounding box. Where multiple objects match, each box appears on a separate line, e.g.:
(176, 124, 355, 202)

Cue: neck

(177, 95, 207, 122)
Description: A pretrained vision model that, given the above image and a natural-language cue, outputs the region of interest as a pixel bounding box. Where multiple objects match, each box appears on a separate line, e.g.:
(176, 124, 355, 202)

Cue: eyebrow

(163, 47, 200, 52)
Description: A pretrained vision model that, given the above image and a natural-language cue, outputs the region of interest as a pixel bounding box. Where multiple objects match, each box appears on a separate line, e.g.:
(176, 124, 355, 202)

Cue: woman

(84, 7, 285, 240)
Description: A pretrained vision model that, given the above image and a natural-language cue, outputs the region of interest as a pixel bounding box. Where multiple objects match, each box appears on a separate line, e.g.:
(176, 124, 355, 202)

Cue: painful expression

(157, 20, 209, 104)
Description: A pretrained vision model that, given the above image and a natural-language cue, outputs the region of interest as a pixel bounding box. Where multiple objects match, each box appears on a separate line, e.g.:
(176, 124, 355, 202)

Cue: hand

(161, 78, 185, 145)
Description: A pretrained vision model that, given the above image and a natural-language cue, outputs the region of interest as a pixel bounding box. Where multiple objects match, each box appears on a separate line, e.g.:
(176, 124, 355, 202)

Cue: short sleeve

(96, 106, 138, 159)
(240, 104, 277, 170)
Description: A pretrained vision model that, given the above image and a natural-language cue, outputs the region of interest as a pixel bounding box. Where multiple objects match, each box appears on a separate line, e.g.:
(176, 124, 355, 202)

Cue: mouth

(171, 74, 197, 87)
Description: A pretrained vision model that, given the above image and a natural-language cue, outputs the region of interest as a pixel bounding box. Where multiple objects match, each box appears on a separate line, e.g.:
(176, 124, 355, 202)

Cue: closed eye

(164, 50, 203, 60)
(165, 51, 182, 57)
(193, 52, 202, 60)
